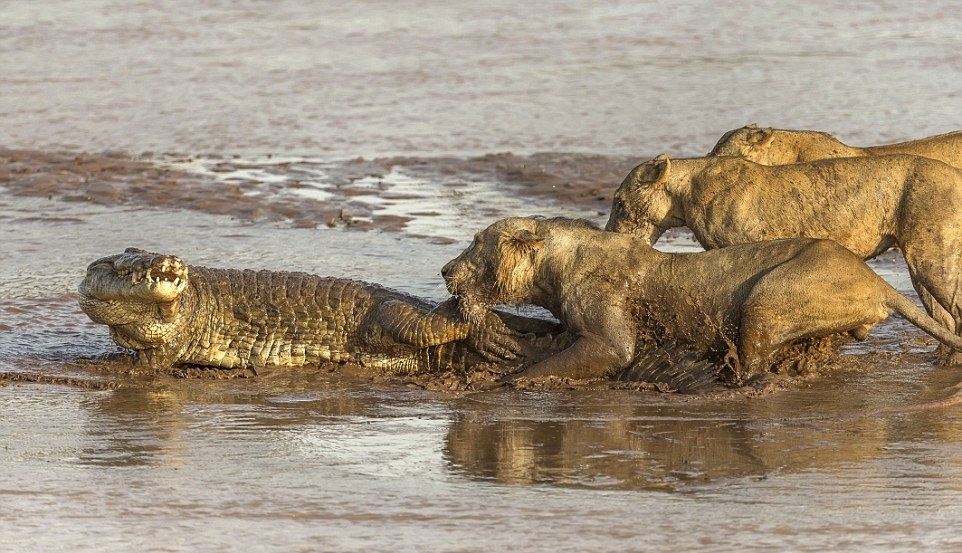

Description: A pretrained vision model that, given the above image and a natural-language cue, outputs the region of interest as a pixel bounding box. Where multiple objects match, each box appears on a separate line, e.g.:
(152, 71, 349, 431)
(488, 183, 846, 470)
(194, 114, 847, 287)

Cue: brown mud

(1, 148, 632, 237)
(0, 337, 746, 395)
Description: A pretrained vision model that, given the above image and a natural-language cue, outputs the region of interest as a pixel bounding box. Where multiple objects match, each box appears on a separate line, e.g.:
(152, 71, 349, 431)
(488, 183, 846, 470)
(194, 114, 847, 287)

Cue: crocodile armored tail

(78, 248, 534, 373)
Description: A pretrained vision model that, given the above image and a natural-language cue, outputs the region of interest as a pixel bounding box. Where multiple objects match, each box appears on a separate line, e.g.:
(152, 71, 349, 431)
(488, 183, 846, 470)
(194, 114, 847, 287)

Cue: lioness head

(709, 124, 831, 165)
(605, 154, 684, 244)
(442, 217, 545, 324)
(709, 124, 777, 161)
(711, 124, 868, 165)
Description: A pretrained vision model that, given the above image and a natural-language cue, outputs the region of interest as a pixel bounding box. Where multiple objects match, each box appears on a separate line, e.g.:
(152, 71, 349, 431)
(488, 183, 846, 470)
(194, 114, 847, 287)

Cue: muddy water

(4, 1, 962, 551)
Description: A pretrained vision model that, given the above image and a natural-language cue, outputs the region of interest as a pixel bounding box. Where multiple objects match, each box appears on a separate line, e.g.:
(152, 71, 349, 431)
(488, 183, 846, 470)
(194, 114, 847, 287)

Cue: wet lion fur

(442, 216, 962, 383)
(606, 153, 962, 363)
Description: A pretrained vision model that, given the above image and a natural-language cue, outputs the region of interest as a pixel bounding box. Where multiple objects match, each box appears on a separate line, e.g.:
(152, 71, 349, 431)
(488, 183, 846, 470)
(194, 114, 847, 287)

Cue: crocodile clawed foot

(469, 311, 523, 361)
(472, 330, 521, 362)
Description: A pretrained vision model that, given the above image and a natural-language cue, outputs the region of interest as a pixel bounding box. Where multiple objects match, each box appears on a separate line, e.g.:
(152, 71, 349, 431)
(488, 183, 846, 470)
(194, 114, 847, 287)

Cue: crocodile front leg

(371, 298, 520, 361)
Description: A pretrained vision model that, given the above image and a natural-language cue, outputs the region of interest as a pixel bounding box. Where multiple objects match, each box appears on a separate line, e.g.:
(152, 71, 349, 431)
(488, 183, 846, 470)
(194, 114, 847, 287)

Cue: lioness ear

(653, 153, 671, 185)
(501, 229, 544, 257)
(496, 228, 543, 287)
(759, 128, 776, 147)
(748, 127, 775, 146)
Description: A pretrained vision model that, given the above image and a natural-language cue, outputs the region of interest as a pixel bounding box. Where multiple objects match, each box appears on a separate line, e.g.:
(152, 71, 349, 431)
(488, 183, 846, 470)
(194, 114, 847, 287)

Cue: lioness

(710, 124, 962, 168)
(441, 217, 962, 382)
(604, 153, 962, 363)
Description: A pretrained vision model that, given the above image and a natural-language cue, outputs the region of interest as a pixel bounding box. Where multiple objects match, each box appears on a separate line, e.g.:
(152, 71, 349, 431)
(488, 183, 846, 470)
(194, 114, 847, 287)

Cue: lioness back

(607, 153, 962, 259)
(710, 124, 962, 169)
(867, 129, 962, 168)
(689, 155, 949, 258)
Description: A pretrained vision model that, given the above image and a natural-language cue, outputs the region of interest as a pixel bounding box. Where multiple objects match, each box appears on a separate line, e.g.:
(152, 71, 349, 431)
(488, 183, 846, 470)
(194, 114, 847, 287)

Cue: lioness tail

(885, 292, 962, 352)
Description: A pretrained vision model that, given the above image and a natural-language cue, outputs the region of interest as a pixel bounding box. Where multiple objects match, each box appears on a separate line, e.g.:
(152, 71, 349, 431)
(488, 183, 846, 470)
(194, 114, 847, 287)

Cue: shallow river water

(3, 1, 962, 552)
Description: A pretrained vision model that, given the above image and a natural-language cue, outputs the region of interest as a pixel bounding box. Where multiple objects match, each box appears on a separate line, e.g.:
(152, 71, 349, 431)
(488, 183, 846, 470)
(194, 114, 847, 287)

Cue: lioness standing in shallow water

(709, 124, 962, 169)
(605, 153, 962, 363)
(441, 217, 962, 382)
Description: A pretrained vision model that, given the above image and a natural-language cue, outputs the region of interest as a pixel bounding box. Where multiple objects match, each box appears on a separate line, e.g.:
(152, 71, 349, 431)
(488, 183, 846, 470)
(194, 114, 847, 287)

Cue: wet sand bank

(1, 148, 633, 237)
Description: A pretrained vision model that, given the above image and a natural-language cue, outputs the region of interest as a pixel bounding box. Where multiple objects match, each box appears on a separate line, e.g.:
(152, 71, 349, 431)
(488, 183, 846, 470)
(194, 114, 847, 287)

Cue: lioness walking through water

(441, 217, 962, 383)
(605, 153, 962, 364)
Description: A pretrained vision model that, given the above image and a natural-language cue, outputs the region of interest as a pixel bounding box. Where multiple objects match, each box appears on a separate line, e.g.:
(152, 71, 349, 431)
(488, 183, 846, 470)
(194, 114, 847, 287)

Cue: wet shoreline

(1, 147, 632, 235)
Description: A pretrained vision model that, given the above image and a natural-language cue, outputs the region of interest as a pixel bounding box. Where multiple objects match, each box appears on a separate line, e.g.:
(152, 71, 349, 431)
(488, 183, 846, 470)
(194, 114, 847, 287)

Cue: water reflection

(21, 346, 962, 493)
(72, 372, 442, 469)
(443, 356, 962, 491)
(78, 387, 191, 467)
(445, 409, 763, 489)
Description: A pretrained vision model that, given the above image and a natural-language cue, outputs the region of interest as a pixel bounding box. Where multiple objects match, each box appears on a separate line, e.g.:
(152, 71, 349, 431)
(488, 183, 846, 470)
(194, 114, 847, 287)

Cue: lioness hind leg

(736, 313, 782, 382)
(736, 244, 891, 380)
(738, 296, 885, 382)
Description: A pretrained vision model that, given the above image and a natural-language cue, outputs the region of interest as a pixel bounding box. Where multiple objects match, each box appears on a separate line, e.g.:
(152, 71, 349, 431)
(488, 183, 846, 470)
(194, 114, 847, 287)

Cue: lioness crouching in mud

(441, 217, 962, 383)
(709, 124, 962, 168)
(605, 153, 962, 364)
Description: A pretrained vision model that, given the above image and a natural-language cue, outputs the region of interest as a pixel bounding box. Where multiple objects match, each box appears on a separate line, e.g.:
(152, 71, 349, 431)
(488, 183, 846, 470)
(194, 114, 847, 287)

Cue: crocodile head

(78, 248, 190, 351)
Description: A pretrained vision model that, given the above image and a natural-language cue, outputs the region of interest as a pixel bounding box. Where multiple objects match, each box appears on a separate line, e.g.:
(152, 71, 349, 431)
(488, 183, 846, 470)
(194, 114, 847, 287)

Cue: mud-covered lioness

(441, 217, 962, 382)
(605, 153, 962, 363)
(709, 124, 962, 168)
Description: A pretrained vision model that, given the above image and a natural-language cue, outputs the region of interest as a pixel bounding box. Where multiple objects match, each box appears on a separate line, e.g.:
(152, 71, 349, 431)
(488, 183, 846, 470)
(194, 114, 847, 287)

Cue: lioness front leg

(520, 303, 637, 380)
(520, 333, 632, 380)
(901, 212, 962, 364)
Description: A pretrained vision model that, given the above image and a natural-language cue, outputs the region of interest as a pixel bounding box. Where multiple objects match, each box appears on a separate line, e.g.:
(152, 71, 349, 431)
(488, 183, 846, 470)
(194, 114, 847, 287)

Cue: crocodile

(77, 248, 721, 391)
(78, 248, 543, 374)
